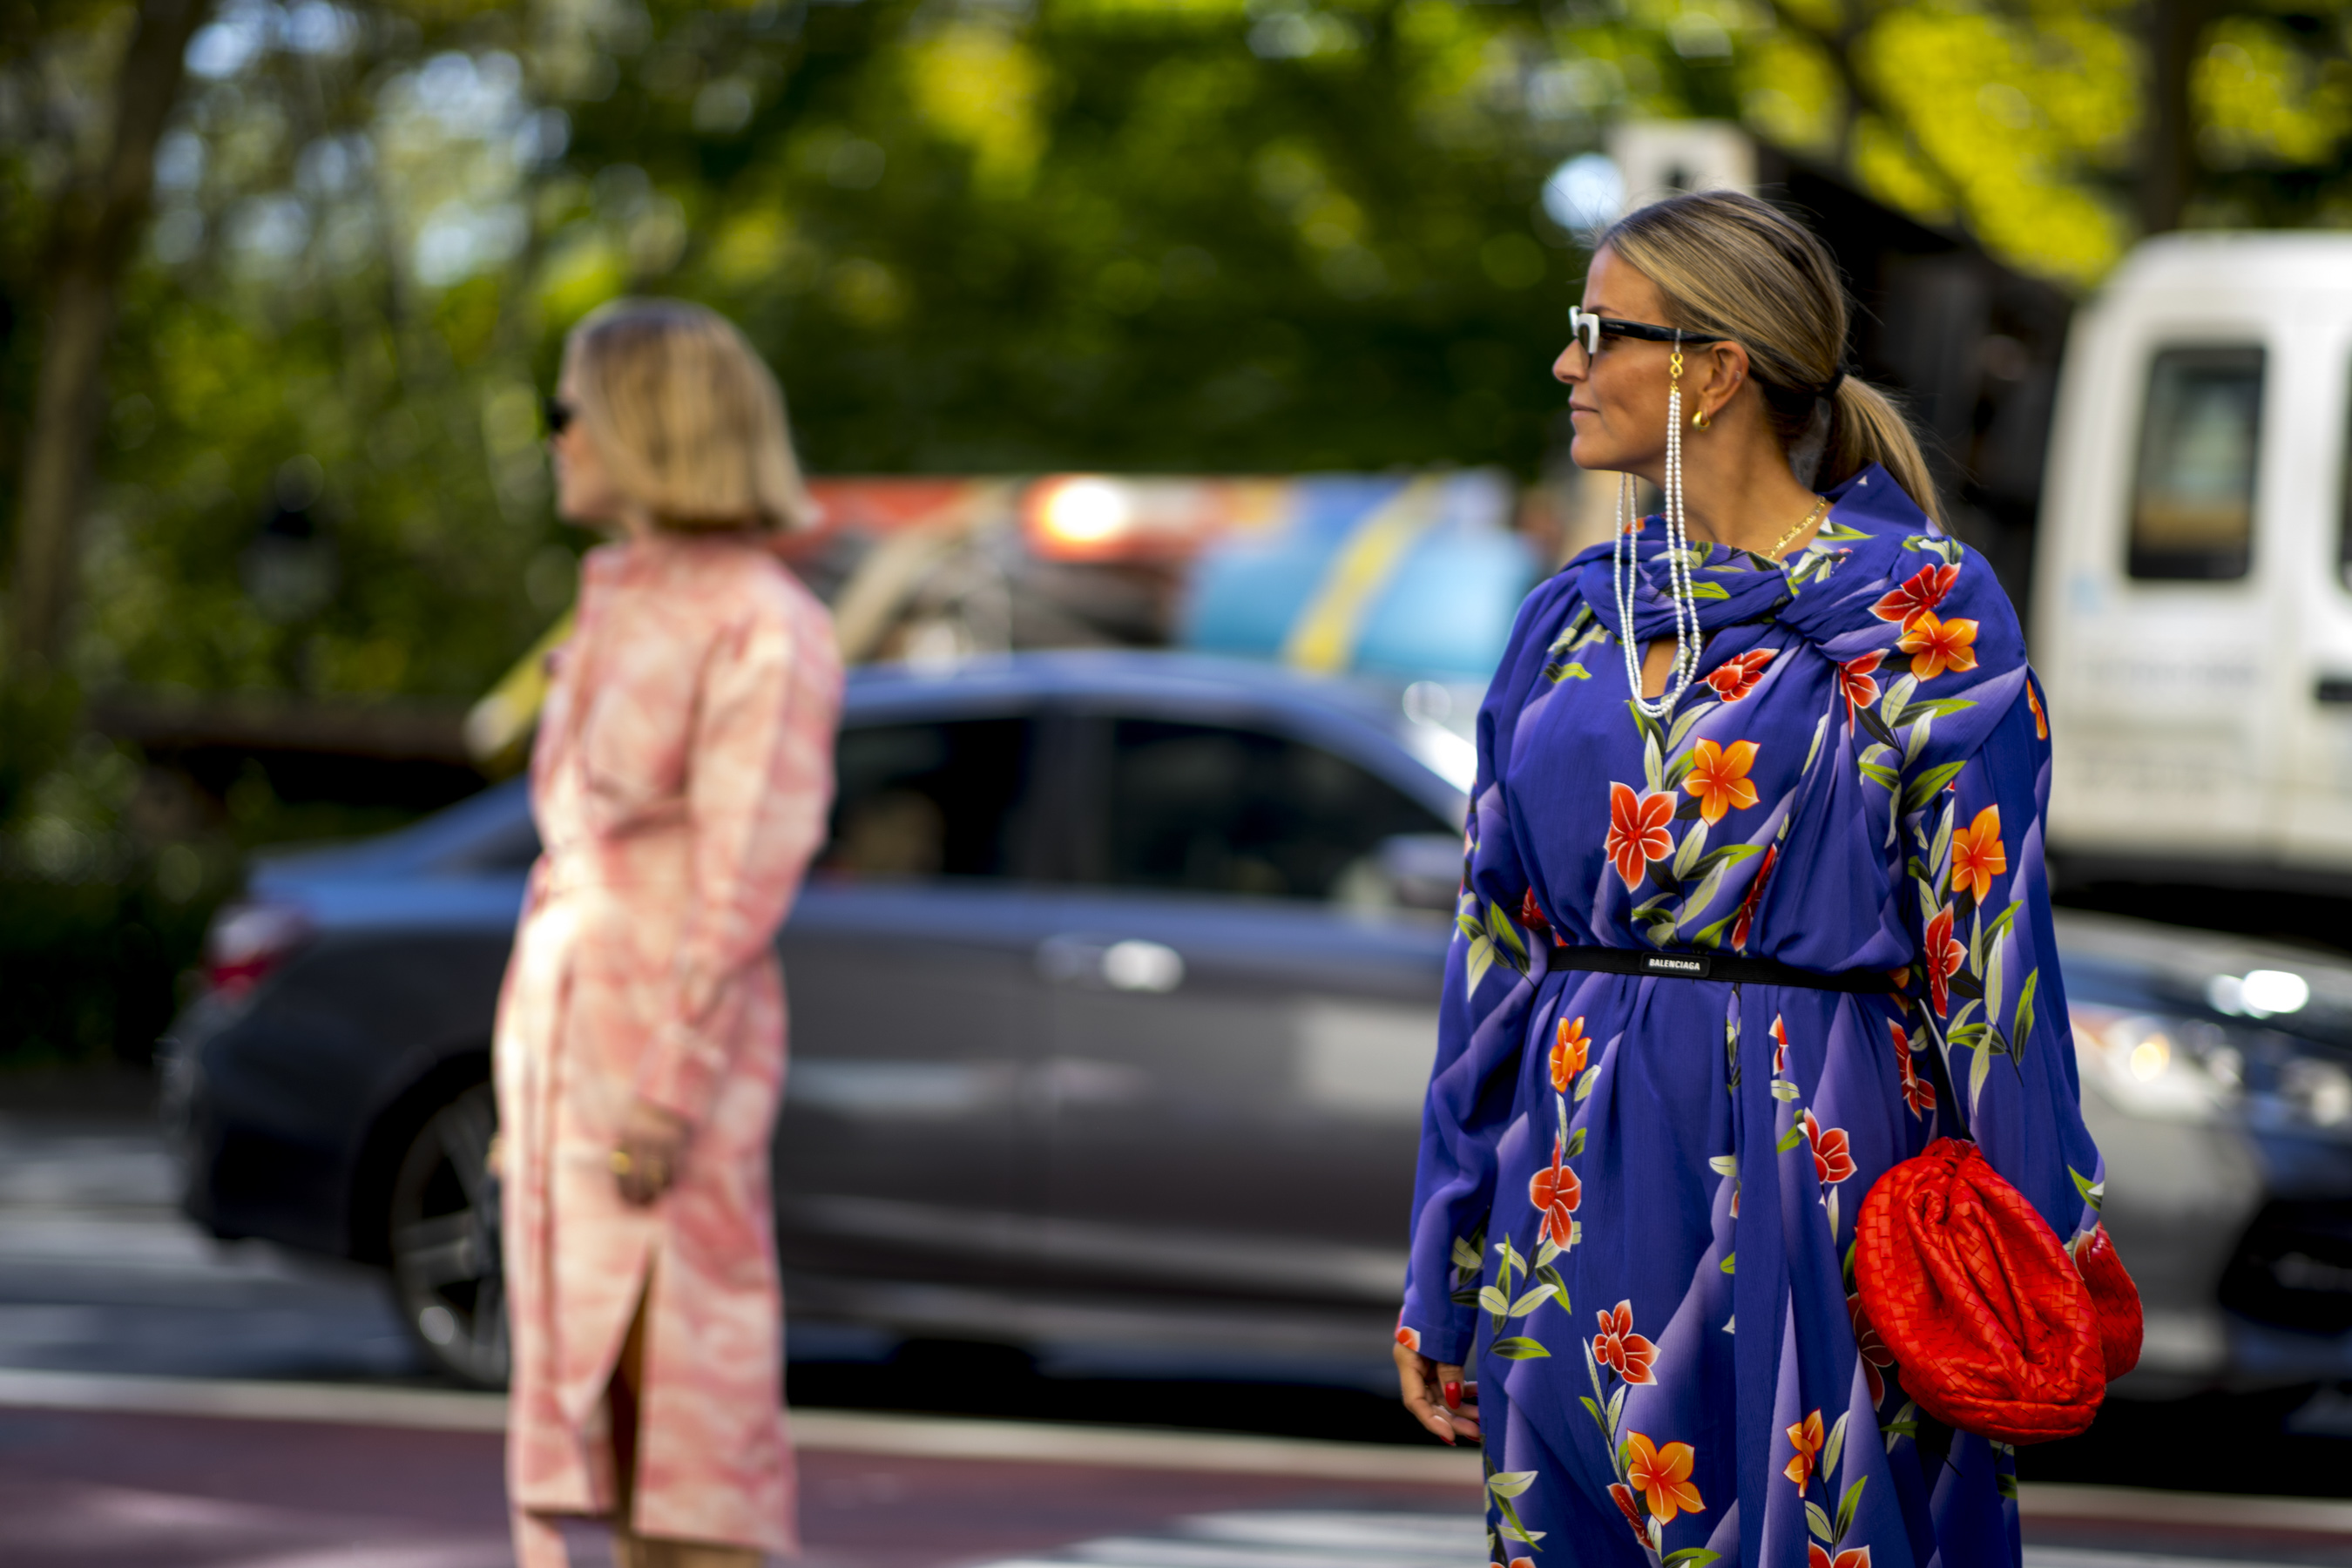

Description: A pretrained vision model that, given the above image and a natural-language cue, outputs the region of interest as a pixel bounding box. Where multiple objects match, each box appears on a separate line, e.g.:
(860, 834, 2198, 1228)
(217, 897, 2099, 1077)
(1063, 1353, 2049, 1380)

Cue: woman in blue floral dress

(1395, 193, 2105, 1568)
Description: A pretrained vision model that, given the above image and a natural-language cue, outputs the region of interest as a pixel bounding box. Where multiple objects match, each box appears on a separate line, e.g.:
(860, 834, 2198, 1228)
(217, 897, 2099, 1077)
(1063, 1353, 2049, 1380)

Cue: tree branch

(10, 0, 214, 671)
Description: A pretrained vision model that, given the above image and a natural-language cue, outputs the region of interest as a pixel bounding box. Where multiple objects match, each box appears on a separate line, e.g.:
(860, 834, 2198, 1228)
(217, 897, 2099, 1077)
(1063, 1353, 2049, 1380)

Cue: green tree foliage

(4, 0, 2350, 710)
(7, 0, 2352, 1067)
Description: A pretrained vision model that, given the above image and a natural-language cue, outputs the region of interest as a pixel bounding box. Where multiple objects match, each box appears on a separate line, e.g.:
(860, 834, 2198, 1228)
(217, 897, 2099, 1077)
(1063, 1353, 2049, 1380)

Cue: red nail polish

(1443, 1381, 1463, 1409)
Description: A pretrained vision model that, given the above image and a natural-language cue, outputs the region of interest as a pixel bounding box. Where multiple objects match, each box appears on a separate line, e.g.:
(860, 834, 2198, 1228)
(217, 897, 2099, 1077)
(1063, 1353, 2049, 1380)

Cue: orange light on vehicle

(1033, 476, 1132, 551)
(1021, 476, 1292, 563)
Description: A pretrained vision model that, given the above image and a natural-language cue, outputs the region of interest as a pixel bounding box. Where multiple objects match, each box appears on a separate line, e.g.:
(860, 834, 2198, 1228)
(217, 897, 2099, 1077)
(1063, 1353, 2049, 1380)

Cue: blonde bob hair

(1599, 191, 1942, 524)
(562, 298, 816, 533)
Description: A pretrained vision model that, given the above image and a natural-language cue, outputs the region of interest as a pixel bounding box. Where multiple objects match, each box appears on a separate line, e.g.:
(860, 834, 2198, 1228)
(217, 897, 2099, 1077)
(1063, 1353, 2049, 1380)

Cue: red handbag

(1854, 1137, 2139, 1444)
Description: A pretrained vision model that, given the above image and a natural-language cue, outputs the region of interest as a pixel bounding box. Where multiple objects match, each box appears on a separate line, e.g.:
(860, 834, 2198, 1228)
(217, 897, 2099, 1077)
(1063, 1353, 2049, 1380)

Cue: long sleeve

(1896, 671, 2104, 1244)
(1397, 579, 1577, 1365)
(634, 592, 841, 1123)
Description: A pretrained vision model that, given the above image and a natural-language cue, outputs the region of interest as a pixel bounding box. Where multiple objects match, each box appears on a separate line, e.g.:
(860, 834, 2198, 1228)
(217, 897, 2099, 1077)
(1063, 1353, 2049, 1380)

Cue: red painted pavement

(0, 1407, 1480, 1567)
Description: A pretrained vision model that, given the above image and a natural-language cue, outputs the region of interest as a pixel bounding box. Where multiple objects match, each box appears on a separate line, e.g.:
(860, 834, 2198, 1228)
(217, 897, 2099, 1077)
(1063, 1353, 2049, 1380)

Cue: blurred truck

(2032, 234, 2352, 903)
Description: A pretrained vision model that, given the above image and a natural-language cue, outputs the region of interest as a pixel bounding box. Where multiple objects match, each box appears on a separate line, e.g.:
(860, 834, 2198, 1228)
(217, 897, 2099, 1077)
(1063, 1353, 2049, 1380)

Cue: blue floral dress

(1397, 465, 2105, 1568)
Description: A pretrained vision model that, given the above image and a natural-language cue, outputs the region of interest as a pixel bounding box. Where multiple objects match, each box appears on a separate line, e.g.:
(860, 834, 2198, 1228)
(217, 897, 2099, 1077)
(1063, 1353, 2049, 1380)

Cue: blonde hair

(1600, 191, 1942, 524)
(563, 298, 816, 533)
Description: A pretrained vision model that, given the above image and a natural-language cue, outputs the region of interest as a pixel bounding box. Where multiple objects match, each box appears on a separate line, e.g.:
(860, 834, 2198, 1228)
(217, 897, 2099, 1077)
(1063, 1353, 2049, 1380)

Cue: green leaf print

(1488, 901, 1529, 961)
(1509, 1283, 1558, 1316)
(1465, 934, 1494, 997)
(1835, 1477, 1868, 1541)
(1902, 760, 1969, 816)
(1491, 1337, 1551, 1360)
(2013, 967, 2040, 1051)
(1882, 1399, 1919, 1450)
(1663, 1551, 1723, 1567)
(1822, 1411, 1849, 1484)
(2072, 1167, 2104, 1212)
(1671, 818, 1711, 882)
(1805, 1501, 1835, 1543)
(1486, 1470, 1539, 1500)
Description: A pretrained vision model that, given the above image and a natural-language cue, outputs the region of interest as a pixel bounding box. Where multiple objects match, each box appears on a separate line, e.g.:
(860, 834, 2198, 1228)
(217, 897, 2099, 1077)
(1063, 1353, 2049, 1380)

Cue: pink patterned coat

(494, 533, 841, 1566)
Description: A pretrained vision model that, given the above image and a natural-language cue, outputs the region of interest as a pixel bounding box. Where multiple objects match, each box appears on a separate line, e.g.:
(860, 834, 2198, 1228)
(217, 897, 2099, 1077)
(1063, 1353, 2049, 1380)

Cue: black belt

(1544, 944, 1903, 996)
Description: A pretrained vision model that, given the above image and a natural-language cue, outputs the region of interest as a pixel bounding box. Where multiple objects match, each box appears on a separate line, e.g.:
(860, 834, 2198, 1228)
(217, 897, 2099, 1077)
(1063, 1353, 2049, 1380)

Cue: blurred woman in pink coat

(497, 299, 841, 1568)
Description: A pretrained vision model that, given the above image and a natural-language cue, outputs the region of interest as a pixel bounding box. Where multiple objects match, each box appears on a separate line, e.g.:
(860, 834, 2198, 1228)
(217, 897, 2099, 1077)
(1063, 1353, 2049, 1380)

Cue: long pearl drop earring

(1614, 333, 1701, 719)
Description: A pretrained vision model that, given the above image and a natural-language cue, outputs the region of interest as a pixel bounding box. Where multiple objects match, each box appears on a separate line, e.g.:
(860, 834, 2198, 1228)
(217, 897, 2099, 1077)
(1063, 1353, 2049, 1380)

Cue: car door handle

(1037, 936, 1186, 993)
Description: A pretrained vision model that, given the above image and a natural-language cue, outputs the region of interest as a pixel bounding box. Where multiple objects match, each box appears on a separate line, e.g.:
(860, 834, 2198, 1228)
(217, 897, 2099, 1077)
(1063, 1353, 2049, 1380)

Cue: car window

(1098, 718, 1450, 901)
(2129, 345, 2263, 581)
(816, 717, 1037, 882)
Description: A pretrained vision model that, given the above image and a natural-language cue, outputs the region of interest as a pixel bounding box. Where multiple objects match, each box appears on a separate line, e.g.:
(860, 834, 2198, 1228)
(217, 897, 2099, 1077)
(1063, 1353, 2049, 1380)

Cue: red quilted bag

(2073, 1222, 2143, 1379)
(1854, 1138, 2119, 1444)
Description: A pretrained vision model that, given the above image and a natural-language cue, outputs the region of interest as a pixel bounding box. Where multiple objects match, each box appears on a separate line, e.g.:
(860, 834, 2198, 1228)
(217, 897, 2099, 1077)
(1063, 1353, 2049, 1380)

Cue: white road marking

(961, 1511, 2328, 1568)
(2024, 1553, 2311, 1568)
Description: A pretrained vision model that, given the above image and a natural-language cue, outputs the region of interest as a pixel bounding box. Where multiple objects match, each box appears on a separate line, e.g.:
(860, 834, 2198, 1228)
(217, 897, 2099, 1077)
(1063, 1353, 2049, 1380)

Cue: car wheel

(389, 1081, 509, 1388)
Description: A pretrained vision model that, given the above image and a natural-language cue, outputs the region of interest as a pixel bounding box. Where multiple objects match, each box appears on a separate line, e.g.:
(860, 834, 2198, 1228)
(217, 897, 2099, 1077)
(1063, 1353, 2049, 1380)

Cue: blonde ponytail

(1828, 378, 1943, 526)
(1601, 192, 1943, 525)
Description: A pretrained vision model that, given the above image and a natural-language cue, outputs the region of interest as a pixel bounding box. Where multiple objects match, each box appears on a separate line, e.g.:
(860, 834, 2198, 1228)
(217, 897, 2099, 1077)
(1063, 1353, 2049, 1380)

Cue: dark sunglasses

(1567, 306, 1730, 359)
(544, 396, 575, 437)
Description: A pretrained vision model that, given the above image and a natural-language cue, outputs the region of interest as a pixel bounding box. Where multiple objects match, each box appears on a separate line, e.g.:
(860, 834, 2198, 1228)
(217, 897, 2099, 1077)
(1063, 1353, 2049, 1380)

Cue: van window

(2128, 347, 2263, 581)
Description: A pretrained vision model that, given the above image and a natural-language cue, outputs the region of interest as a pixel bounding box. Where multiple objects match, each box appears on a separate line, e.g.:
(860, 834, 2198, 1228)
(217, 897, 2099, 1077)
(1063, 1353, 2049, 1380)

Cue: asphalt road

(8, 1089, 2352, 1566)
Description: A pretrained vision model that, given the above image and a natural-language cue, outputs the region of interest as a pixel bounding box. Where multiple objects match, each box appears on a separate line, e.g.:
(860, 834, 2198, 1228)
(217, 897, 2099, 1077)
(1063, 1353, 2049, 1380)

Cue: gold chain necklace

(1767, 495, 1829, 560)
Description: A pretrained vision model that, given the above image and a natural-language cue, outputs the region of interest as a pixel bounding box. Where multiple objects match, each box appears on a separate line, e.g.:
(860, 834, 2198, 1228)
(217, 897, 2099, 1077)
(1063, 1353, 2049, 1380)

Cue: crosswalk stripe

(2024, 1551, 2311, 1568)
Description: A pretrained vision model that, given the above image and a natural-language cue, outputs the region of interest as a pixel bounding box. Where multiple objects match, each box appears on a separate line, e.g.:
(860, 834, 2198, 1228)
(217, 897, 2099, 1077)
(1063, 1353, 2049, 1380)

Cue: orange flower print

(1770, 1014, 1789, 1076)
(1732, 843, 1776, 952)
(1783, 1408, 1824, 1489)
(1896, 610, 1979, 681)
(1810, 1546, 1873, 1568)
(1870, 562, 1959, 629)
(1837, 650, 1885, 720)
(1705, 648, 1774, 702)
(1801, 1110, 1856, 1186)
(1950, 804, 2006, 905)
(1550, 1015, 1589, 1093)
(1529, 1133, 1582, 1247)
(1683, 739, 1761, 825)
(1849, 1292, 1895, 1405)
(1518, 886, 1549, 936)
(1608, 1483, 1648, 1543)
(1395, 1322, 1421, 1353)
(1592, 1300, 1659, 1384)
(1605, 783, 1677, 889)
(2027, 677, 2049, 740)
(1890, 1020, 1935, 1119)
(1924, 904, 1964, 1017)
(1625, 1432, 1704, 1525)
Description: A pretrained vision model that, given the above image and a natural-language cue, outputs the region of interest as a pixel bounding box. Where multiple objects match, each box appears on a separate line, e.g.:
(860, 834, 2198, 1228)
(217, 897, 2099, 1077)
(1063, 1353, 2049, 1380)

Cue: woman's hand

(612, 1098, 688, 1206)
(1395, 1340, 1479, 1446)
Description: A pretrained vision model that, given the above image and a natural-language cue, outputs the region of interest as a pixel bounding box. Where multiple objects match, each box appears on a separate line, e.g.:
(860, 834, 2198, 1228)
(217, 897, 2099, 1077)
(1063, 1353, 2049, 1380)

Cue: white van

(2033, 234, 2352, 888)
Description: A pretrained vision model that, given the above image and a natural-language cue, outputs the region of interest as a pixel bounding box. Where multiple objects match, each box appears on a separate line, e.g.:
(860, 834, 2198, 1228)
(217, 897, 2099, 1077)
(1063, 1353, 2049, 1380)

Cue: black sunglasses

(1567, 306, 1729, 358)
(544, 396, 575, 437)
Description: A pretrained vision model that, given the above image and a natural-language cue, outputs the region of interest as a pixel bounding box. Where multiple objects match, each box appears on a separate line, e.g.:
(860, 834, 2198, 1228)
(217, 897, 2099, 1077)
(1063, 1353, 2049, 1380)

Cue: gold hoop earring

(1691, 407, 1711, 430)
